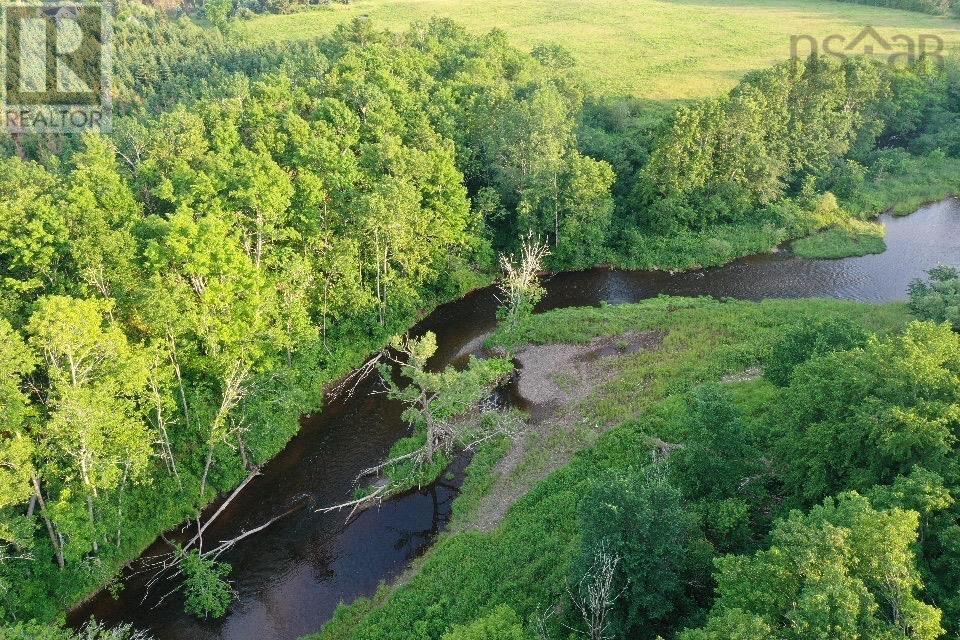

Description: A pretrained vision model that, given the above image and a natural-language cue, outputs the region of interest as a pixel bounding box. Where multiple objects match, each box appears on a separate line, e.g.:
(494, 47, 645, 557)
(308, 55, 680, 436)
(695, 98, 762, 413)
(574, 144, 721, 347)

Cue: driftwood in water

(201, 503, 302, 561)
(144, 501, 304, 609)
(183, 467, 261, 552)
(316, 484, 389, 525)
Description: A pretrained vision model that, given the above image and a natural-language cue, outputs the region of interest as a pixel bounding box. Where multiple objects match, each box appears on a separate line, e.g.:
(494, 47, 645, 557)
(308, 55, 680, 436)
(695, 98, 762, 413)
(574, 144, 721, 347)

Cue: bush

(0, 621, 152, 640)
(764, 316, 869, 386)
(181, 551, 234, 619)
(824, 159, 867, 199)
(869, 148, 914, 178)
(909, 265, 960, 329)
(0, 623, 73, 640)
(440, 606, 531, 640)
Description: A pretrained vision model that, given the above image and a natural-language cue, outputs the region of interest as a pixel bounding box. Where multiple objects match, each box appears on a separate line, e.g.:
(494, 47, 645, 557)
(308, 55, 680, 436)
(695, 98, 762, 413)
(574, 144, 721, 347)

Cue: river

(71, 198, 960, 640)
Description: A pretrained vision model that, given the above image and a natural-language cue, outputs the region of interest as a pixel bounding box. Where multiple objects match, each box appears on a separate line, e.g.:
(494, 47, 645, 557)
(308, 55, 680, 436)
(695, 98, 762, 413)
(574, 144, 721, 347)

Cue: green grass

(848, 153, 960, 216)
(312, 296, 912, 640)
(239, 0, 960, 102)
(610, 153, 960, 271)
(450, 436, 513, 523)
(614, 221, 790, 270)
(791, 219, 886, 258)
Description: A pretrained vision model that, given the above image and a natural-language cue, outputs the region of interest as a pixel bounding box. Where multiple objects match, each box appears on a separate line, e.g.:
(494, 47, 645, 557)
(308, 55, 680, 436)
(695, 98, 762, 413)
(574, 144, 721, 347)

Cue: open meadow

(239, 0, 960, 100)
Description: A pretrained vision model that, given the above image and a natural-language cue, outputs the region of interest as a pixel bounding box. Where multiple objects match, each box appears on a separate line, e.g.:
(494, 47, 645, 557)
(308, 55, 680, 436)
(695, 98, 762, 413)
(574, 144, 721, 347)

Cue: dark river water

(71, 199, 960, 640)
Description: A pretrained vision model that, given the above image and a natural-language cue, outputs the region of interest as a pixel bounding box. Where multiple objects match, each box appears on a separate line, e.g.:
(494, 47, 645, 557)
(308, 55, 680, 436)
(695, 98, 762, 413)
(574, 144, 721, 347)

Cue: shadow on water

(70, 199, 960, 639)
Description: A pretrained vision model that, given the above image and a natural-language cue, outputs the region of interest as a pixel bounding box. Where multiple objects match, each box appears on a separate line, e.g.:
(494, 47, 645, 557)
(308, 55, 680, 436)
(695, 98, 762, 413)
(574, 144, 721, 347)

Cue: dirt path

(458, 330, 665, 533)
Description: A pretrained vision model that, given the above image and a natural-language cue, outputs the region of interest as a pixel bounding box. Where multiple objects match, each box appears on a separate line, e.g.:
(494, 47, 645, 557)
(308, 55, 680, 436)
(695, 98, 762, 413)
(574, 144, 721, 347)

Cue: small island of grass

(791, 220, 886, 259)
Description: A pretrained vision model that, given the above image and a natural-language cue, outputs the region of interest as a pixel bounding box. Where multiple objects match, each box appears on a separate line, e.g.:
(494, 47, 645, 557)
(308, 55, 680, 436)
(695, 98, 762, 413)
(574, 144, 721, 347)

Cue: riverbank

(309, 197, 960, 640)
(311, 296, 913, 639)
(608, 154, 960, 271)
(62, 271, 495, 620)
(791, 219, 886, 259)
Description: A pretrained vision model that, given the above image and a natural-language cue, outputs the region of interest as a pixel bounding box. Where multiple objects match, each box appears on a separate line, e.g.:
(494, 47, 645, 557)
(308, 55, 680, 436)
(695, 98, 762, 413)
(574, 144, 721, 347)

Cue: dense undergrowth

(312, 296, 920, 639)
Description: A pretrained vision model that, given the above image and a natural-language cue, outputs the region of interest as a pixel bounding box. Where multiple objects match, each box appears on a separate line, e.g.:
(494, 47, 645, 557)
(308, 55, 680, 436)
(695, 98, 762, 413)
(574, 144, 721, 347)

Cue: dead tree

(199, 361, 250, 501)
(315, 332, 520, 521)
(496, 233, 550, 342)
(566, 545, 625, 640)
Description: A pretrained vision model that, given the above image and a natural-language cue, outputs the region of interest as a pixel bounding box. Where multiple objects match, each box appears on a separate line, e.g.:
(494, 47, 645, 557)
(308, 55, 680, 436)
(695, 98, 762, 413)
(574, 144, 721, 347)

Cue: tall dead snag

(497, 233, 550, 345)
(566, 545, 626, 640)
(30, 474, 64, 569)
(199, 361, 250, 502)
(147, 345, 181, 489)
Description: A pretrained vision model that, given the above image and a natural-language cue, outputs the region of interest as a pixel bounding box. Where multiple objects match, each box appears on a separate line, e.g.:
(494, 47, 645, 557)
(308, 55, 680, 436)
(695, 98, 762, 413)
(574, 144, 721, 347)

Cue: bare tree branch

(328, 352, 386, 401)
(565, 544, 627, 640)
(184, 467, 261, 553)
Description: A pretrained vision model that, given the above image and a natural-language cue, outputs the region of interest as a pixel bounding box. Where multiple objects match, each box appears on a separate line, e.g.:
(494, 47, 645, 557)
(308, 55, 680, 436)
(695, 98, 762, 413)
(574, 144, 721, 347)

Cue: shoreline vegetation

(310, 297, 918, 639)
(5, 0, 960, 636)
(315, 286, 960, 639)
(64, 169, 957, 619)
(791, 219, 888, 259)
(55, 173, 948, 632)
(70, 175, 951, 620)
(56, 144, 956, 638)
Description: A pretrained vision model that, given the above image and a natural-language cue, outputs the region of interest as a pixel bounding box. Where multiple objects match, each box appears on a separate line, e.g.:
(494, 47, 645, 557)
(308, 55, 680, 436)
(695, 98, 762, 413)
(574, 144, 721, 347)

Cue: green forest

(2, 0, 960, 638)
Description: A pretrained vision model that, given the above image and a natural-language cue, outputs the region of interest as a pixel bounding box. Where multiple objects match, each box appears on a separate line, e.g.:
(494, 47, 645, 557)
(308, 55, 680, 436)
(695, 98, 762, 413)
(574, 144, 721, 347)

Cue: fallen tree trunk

(316, 484, 389, 524)
(184, 467, 261, 552)
(355, 450, 423, 483)
(145, 500, 304, 608)
(204, 504, 302, 560)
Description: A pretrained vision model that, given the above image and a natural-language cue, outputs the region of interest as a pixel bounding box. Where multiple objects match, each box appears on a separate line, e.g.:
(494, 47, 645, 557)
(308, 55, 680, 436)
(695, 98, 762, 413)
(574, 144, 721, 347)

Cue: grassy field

(849, 154, 960, 216)
(240, 0, 960, 101)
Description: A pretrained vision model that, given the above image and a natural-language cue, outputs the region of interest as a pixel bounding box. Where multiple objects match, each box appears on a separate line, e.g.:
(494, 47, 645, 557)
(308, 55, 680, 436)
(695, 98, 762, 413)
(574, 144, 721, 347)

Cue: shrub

(909, 265, 960, 329)
(181, 551, 234, 619)
(441, 605, 531, 640)
(824, 159, 867, 199)
(764, 316, 870, 386)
